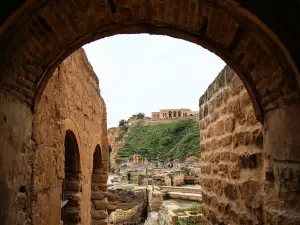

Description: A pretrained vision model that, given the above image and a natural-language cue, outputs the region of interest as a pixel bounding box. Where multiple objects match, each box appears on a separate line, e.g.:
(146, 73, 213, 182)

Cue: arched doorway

(0, 1, 299, 224)
(61, 130, 82, 224)
(90, 145, 107, 223)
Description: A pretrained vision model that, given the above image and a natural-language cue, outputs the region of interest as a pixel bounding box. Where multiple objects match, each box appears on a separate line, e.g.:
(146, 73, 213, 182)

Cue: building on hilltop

(151, 108, 198, 120)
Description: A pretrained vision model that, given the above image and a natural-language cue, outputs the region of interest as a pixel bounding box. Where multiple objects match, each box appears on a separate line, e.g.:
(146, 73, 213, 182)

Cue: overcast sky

(83, 34, 225, 128)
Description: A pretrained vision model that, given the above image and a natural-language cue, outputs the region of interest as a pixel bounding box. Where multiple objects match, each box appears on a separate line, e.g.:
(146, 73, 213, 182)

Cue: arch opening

(61, 130, 82, 225)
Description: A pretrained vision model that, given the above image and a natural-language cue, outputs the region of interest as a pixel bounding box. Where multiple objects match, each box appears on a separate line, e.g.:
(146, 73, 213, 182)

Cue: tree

(119, 119, 125, 126)
(136, 112, 145, 119)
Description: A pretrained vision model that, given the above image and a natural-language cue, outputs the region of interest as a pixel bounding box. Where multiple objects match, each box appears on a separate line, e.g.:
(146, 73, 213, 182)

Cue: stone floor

(163, 199, 195, 211)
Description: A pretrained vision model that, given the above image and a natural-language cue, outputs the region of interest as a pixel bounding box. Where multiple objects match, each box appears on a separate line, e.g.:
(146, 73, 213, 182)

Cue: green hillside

(117, 120, 200, 162)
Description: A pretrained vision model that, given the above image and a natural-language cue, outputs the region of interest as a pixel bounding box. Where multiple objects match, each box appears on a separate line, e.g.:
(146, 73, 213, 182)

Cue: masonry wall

(199, 66, 264, 225)
(32, 48, 108, 225)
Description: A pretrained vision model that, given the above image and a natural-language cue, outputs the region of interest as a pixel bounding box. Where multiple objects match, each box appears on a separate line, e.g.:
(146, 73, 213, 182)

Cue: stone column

(62, 172, 82, 224)
(263, 103, 300, 224)
(91, 170, 108, 225)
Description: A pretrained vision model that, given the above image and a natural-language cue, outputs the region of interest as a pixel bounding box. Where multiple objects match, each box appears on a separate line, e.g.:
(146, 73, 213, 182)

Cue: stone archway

(62, 130, 82, 225)
(0, 1, 299, 225)
(0, 1, 299, 121)
(90, 144, 107, 225)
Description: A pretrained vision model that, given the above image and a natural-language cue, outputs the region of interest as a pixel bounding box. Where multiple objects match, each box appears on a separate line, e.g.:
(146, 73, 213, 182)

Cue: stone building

(151, 108, 191, 120)
(1, 1, 300, 225)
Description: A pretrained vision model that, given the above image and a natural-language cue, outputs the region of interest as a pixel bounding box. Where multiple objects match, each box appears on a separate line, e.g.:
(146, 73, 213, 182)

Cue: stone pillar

(62, 172, 82, 224)
(264, 103, 300, 224)
(91, 170, 108, 225)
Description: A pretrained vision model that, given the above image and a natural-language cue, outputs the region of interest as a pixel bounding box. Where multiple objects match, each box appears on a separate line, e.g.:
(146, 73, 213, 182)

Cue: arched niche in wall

(90, 144, 106, 223)
(61, 129, 82, 225)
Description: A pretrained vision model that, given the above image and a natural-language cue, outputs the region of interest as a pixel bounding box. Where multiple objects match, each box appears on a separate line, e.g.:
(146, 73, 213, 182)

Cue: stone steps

(167, 192, 202, 202)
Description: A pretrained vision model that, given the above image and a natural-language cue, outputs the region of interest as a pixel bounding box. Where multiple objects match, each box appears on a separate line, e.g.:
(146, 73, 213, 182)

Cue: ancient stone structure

(200, 66, 264, 224)
(108, 188, 147, 224)
(132, 154, 145, 165)
(152, 108, 191, 119)
(148, 190, 164, 212)
(0, 48, 108, 225)
(1, 1, 300, 225)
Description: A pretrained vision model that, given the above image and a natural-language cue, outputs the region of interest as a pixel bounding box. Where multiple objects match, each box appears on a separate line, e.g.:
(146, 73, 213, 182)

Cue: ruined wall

(108, 188, 147, 224)
(32, 48, 108, 225)
(0, 93, 33, 225)
(199, 66, 264, 225)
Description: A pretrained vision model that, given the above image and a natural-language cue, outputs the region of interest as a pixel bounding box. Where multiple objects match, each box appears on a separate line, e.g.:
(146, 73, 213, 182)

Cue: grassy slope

(117, 120, 200, 162)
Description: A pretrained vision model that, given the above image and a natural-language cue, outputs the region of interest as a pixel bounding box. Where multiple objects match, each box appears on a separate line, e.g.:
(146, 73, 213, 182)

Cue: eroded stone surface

(200, 66, 264, 224)
(0, 48, 108, 225)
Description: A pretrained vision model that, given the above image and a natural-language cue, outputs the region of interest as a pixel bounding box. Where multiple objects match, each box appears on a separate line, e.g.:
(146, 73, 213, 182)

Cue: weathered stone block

(64, 192, 82, 205)
(214, 179, 223, 196)
(210, 138, 218, 150)
(91, 210, 108, 220)
(220, 135, 232, 147)
(224, 183, 238, 200)
(240, 153, 259, 169)
(94, 200, 108, 210)
(218, 164, 228, 176)
(229, 164, 241, 179)
(91, 219, 108, 225)
(214, 120, 225, 136)
(63, 206, 81, 222)
(240, 180, 262, 209)
(91, 191, 108, 200)
(220, 152, 230, 161)
(224, 117, 234, 132)
(64, 180, 81, 191)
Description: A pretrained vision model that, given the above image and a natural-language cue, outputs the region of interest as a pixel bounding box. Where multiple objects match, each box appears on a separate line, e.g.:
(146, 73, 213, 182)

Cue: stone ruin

(200, 66, 263, 224)
(1, 1, 300, 224)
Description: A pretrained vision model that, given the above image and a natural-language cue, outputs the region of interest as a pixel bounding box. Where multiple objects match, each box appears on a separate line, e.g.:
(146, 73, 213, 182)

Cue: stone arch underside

(63, 130, 82, 225)
(0, 0, 299, 123)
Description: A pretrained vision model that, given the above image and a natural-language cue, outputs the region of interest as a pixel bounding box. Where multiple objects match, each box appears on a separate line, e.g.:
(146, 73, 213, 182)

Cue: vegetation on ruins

(117, 120, 200, 162)
(119, 119, 125, 126)
(132, 112, 145, 119)
(173, 203, 203, 225)
(173, 203, 203, 214)
(116, 131, 126, 141)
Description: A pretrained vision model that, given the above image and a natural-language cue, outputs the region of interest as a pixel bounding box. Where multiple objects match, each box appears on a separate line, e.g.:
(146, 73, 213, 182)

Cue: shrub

(136, 112, 145, 119)
(119, 119, 125, 126)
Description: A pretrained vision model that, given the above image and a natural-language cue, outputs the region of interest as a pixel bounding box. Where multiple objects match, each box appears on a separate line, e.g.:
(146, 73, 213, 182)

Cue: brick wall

(199, 66, 264, 224)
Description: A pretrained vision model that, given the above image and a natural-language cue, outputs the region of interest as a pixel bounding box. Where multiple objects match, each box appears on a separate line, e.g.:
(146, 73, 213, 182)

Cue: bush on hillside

(119, 119, 125, 126)
(117, 120, 200, 162)
(132, 112, 145, 119)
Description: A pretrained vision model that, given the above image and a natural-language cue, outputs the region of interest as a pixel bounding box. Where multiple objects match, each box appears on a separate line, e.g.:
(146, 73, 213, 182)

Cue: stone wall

(0, 92, 33, 225)
(32, 48, 108, 225)
(108, 188, 147, 224)
(0, 48, 108, 225)
(199, 66, 264, 224)
(148, 190, 163, 212)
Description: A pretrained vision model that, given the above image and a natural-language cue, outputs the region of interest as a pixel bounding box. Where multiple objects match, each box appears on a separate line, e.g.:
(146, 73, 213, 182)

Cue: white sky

(83, 34, 225, 128)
